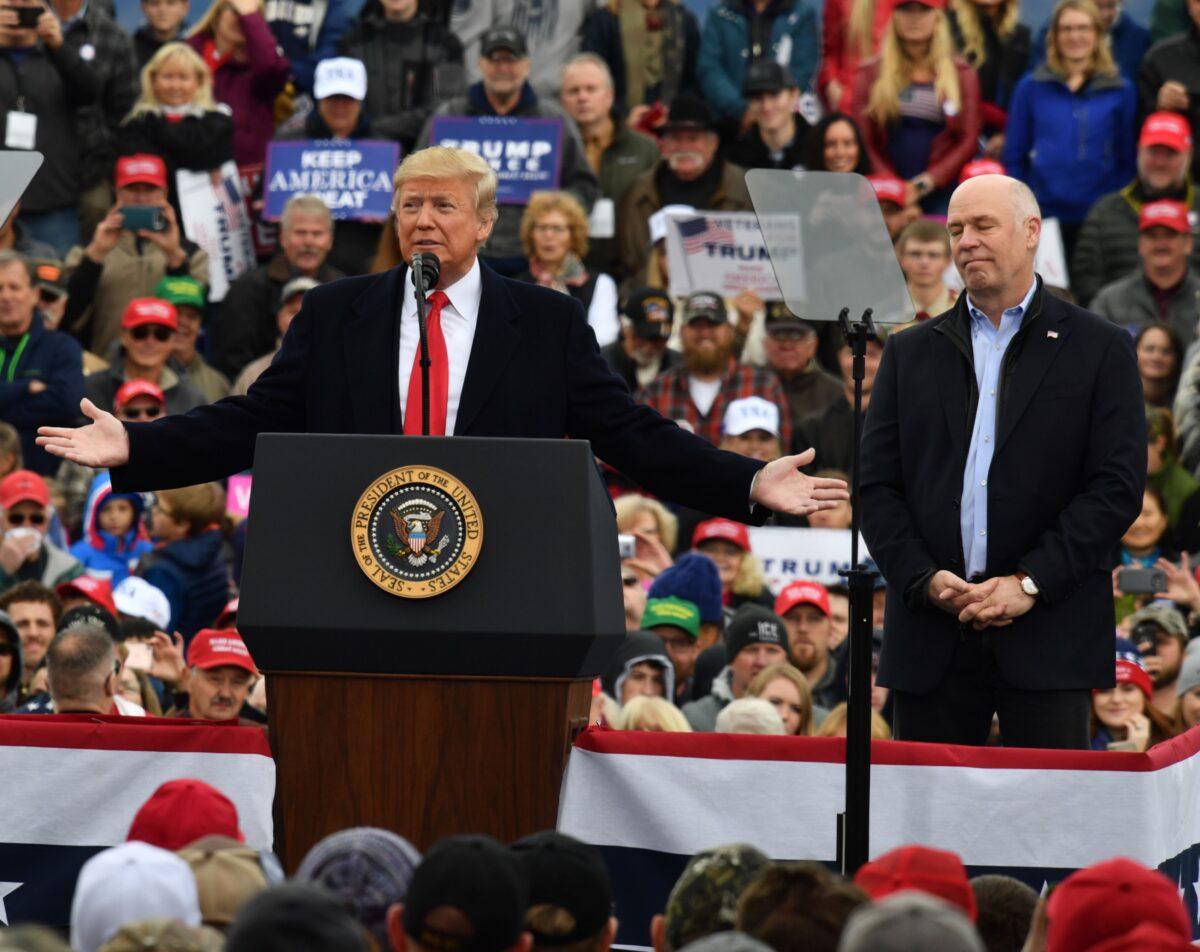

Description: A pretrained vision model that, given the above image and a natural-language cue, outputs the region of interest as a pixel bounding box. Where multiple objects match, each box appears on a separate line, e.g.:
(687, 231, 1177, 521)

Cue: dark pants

(891, 628, 1092, 749)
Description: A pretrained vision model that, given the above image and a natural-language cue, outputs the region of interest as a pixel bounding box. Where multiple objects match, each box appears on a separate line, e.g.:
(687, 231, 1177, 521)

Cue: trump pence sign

(429, 115, 564, 204)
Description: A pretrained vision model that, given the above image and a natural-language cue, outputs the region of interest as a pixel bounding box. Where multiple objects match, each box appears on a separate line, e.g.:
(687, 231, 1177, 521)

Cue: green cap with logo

(664, 844, 770, 950)
(153, 275, 206, 311)
(641, 596, 701, 641)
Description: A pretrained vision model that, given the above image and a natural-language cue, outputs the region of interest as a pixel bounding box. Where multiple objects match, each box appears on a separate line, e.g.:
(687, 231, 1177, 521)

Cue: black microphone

(410, 252, 442, 437)
(412, 251, 441, 293)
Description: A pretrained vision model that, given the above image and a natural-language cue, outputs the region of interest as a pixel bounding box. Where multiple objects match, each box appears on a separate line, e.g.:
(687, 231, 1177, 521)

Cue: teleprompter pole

(836, 306, 877, 876)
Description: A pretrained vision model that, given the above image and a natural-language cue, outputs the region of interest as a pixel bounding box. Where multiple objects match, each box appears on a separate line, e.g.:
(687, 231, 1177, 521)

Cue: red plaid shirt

(636, 362, 793, 449)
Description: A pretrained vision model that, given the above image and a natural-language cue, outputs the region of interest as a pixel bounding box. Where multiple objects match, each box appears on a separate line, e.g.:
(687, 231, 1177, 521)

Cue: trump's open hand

(36, 398, 130, 469)
(750, 448, 850, 516)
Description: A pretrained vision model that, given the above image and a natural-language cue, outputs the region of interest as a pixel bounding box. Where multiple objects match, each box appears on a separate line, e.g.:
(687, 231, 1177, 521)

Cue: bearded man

(637, 291, 792, 448)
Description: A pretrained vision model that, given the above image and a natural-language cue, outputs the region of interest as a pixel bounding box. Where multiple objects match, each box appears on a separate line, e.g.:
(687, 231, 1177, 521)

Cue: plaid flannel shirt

(636, 362, 793, 449)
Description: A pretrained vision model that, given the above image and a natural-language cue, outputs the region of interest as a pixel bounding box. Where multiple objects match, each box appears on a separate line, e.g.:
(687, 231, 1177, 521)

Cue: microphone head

(412, 252, 441, 289)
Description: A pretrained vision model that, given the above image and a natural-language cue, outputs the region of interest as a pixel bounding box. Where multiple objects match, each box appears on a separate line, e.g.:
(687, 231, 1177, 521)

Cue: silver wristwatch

(1019, 574, 1039, 598)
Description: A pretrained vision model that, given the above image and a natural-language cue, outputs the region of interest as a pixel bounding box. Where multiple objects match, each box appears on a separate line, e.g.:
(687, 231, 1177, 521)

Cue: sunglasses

(120, 405, 163, 420)
(129, 325, 173, 342)
(7, 512, 45, 526)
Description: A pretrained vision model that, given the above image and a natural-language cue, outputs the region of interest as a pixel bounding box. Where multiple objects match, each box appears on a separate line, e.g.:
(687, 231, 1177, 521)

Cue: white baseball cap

(723, 396, 781, 438)
(113, 576, 171, 630)
(71, 842, 201, 952)
(313, 57, 367, 101)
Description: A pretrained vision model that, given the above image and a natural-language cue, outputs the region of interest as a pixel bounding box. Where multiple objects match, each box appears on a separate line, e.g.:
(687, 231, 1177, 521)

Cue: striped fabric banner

(0, 715, 275, 929)
(558, 728, 1200, 950)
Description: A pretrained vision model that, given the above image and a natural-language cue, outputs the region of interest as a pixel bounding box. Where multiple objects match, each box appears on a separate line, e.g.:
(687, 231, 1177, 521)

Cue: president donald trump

(860, 175, 1145, 749)
(37, 147, 846, 522)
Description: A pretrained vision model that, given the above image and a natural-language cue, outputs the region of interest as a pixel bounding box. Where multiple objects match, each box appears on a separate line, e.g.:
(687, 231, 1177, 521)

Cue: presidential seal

(350, 466, 483, 599)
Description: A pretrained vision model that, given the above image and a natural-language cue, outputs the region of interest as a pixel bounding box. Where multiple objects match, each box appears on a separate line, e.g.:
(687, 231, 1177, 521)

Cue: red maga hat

(855, 845, 977, 921)
(774, 579, 831, 617)
(127, 779, 244, 851)
(121, 298, 178, 331)
(0, 470, 49, 510)
(115, 154, 168, 190)
(56, 576, 117, 617)
(1139, 111, 1193, 152)
(1138, 200, 1191, 234)
(187, 628, 258, 676)
(692, 518, 751, 552)
(1046, 858, 1190, 952)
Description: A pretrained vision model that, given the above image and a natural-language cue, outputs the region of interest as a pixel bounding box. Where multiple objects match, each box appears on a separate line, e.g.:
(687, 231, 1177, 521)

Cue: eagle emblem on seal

(388, 507, 446, 566)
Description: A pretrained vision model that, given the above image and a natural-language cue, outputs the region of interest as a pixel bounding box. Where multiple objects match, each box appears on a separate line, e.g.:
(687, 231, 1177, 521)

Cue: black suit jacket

(860, 281, 1145, 694)
(112, 262, 764, 522)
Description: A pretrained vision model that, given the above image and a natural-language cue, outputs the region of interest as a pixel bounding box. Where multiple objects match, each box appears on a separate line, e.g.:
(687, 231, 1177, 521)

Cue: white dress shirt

(398, 258, 482, 435)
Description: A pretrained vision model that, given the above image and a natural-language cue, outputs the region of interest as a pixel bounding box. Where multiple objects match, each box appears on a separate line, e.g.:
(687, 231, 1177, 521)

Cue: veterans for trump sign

(263, 140, 400, 221)
(429, 116, 563, 204)
(665, 210, 798, 301)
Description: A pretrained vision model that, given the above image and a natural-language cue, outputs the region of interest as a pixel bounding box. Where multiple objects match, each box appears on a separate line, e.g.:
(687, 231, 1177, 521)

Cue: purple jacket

(188, 12, 290, 168)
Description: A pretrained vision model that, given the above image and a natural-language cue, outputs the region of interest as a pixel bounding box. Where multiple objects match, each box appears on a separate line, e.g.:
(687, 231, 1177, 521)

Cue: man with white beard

(617, 95, 753, 287)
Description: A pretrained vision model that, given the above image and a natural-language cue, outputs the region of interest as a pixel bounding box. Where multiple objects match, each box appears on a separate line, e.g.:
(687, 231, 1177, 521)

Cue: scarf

(529, 253, 589, 294)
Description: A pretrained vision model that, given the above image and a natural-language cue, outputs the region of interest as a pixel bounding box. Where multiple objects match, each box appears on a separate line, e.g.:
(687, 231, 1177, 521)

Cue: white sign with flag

(177, 161, 256, 302)
(664, 210, 797, 301)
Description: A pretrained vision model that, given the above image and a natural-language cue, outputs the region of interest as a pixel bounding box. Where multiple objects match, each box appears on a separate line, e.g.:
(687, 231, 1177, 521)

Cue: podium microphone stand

(411, 252, 441, 436)
(835, 306, 878, 877)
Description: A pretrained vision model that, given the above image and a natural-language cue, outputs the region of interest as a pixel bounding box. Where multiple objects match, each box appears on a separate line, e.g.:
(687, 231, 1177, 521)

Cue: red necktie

(403, 290, 450, 436)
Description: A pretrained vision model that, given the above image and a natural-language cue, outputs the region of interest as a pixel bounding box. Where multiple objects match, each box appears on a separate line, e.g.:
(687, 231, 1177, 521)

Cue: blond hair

(392, 146, 499, 224)
(618, 695, 693, 732)
(1046, 0, 1117, 79)
(950, 0, 1022, 67)
(614, 495, 679, 554)
(848, 0, 880, 59)
(748, 663, 815, 736)
(732, 549, 768, 600)
(128, 42, 216, 119)
(866, 10, 962, 125)
(188, 0, 263, 39)
(815, 702, 893, 739)
(519, 190, 590, 260)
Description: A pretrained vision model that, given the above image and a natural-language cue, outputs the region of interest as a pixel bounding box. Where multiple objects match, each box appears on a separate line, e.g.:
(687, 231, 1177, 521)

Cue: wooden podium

(238, 435, 624, 870)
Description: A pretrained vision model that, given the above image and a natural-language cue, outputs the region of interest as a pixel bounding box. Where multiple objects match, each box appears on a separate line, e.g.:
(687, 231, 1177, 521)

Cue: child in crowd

(68, 472, 154, 586)
(137, 482, 230, 642)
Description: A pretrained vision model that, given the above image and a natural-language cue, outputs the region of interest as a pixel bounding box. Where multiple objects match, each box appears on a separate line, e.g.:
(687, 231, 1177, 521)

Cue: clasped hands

(928, 569, 1035, 630)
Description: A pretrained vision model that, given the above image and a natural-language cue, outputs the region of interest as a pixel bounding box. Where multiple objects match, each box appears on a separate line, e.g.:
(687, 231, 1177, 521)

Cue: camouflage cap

(664, 844, 770, 950)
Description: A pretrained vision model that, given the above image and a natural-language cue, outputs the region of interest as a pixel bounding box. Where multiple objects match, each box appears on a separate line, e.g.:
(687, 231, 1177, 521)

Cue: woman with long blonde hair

(947, 0, 1030, 148)
(121, 42, 234, 213)
(850, 0, 982, 213)
(1002, 0, 1135, 253)
(185, 0, 290, 168)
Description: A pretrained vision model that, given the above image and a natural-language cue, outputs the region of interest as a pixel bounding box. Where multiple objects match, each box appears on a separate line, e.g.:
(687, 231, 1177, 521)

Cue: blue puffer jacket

(137, 529, 229, 642)
(68, 471, 153, 586)
(1002, 64, 1137, 223)
(697, 0, 819, 119)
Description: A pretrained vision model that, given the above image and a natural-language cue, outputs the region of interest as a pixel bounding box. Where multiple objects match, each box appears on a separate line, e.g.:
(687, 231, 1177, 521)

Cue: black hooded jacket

(600, 630, 676, 703)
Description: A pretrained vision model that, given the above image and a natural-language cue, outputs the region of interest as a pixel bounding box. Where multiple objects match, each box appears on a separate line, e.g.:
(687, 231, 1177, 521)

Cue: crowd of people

(0, 0, 1199, 940)
(2, 778, 1194, 952)
(0, 0, 1195, 741)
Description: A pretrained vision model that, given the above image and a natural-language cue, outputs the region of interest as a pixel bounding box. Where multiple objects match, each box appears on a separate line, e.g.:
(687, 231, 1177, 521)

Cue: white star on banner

(0, 882, 22, 926)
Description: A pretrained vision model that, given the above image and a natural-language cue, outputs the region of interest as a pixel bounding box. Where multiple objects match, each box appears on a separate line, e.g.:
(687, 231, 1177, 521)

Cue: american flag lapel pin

(1047, 331, 1059, 339)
